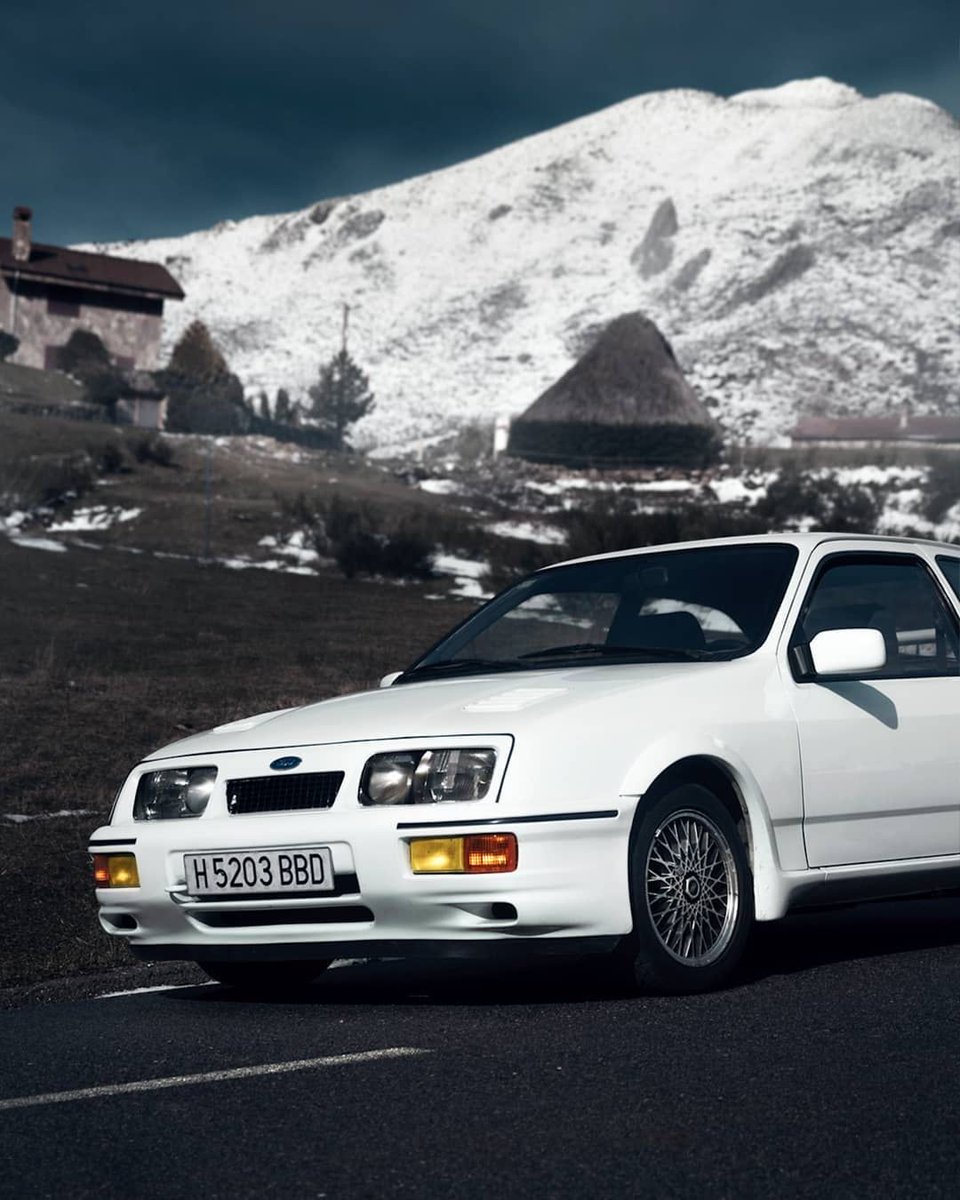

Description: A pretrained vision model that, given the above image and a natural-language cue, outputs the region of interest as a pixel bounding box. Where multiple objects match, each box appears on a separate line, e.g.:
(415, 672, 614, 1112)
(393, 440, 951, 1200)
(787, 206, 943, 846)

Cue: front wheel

(620, 783, 754, 994)
(199, 959, 332, 993)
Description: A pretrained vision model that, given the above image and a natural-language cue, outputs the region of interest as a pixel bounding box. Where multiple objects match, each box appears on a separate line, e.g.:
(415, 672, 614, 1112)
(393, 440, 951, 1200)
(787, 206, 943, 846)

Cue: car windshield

(401, 542, 799, 682)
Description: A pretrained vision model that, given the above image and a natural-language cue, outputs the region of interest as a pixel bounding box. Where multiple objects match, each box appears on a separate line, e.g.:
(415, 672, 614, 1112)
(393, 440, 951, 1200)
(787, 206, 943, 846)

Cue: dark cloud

(1, 0, 956, 244)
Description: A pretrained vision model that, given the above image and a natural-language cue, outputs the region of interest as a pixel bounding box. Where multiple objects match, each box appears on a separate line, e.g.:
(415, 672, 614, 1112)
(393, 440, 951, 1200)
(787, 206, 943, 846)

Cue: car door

(786, 548, 960, 868)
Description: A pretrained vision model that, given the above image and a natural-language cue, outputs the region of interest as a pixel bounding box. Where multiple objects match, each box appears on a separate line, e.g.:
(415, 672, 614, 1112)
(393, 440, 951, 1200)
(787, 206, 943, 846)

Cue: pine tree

(257, 391, 270, 420)
(275, 387, 293, 423)
(308, 350, 375, 450)
(168, 320, 229, 385)
(160, 321, 249, 435)
(57, 329, 124, 415)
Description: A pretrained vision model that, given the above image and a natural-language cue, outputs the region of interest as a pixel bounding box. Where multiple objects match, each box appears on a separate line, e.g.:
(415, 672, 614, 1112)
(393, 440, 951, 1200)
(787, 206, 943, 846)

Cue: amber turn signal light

(464, 833, 518, 873)
(93, 853, 140, 888)
(409, 833, 517, 874)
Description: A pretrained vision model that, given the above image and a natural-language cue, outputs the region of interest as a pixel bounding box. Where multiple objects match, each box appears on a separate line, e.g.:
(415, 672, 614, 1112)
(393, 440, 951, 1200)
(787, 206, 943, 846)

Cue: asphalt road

(2, 898, 959, 1200)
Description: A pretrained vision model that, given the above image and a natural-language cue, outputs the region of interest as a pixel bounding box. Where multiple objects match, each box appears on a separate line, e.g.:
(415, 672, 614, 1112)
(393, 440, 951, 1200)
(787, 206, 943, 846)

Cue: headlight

(359, 748, 496, 806)
(133, 767, 218, 820)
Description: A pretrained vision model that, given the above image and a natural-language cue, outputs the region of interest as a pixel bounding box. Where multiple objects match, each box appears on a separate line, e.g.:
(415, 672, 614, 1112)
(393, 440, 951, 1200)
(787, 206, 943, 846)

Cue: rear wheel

(199, 959, 332, 993)
(620, 783, 753, 994)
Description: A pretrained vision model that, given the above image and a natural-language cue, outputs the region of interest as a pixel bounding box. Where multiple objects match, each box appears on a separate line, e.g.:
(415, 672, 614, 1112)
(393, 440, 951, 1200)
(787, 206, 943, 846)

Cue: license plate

(184, 847, 335, 896)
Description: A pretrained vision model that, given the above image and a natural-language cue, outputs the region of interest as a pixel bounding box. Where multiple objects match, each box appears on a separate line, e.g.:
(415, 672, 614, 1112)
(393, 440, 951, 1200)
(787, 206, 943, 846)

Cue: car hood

(142, 661, 736, 761)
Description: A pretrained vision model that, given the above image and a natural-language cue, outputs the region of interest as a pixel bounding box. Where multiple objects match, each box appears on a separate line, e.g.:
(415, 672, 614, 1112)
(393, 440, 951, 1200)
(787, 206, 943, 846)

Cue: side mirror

(379, 671, 402, 688)
(808, 628, 886, 677)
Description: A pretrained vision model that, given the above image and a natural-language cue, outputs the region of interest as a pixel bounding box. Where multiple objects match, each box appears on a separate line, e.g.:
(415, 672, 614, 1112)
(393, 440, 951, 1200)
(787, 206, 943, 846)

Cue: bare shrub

(90, 439, 128, 475)
(923, 455, 960, 523)
(309, 494, 434, 580)
(755, 466, 879, 532)
(563, 497, 766, 562)
(132, 435, 175, 467)
(481, 538, 556, 594)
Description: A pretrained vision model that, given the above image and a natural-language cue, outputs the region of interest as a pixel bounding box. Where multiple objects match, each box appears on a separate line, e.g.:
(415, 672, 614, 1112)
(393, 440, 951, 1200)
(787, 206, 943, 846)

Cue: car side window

(795, 554, 960, 679)
(936, 556, 960, 605)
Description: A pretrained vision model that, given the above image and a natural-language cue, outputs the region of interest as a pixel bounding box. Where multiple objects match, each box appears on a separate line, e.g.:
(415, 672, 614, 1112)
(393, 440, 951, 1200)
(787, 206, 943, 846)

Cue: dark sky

(2, 0, 957, 246)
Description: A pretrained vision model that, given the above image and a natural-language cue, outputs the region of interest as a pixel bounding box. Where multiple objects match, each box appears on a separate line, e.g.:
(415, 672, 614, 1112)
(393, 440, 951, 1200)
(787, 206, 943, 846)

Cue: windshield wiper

(519, 642, 714, 663)
(398, 657, 522, 682)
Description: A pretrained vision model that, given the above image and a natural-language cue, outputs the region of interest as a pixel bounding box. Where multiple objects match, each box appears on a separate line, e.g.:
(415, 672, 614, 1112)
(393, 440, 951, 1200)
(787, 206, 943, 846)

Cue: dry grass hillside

(0, 536, 472, 989)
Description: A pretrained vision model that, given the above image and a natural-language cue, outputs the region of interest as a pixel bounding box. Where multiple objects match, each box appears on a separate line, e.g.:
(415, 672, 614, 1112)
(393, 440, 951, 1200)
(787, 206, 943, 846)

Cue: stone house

(0, 206, 184, 372)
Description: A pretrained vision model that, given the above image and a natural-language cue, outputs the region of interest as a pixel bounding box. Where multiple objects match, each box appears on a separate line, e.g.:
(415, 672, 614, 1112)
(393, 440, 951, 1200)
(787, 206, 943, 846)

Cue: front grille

(226, 771, 344, 815)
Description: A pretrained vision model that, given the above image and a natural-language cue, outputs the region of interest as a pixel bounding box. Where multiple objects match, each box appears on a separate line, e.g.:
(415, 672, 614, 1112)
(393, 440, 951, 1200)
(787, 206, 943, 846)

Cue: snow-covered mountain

(87, 78, 959, 451)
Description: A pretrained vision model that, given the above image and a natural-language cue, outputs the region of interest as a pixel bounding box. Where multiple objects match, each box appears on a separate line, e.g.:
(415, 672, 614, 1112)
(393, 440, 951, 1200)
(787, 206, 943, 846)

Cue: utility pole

(341, 302, 350, 352)
(202, 437, 212, 561)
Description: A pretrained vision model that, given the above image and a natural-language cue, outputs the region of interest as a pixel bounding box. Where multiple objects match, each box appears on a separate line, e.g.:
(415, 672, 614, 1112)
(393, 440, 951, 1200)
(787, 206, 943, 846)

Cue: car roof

(546, 532, 960, 571)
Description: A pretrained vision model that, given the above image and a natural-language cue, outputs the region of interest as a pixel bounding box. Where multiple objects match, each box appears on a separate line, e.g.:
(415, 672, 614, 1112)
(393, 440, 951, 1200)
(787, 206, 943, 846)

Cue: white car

(90, 534, 960, 993)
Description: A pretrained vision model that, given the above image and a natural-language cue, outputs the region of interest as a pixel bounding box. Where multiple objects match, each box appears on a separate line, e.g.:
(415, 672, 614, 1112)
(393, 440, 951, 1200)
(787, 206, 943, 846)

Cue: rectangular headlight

(133, 767, 218, 820)
(359, 748, 496, 806)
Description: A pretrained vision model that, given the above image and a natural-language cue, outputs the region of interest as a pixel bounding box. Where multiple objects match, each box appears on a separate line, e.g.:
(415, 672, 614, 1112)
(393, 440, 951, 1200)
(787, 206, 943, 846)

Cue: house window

(47, 294, 80, 318)
(114, 355, 135, 371)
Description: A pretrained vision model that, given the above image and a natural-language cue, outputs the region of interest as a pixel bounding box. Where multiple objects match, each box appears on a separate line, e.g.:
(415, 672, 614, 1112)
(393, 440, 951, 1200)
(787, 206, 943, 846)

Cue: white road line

(0, 1047, 430, 1113)
(96, 983, 217, 999)
(96, 960, 368, 997)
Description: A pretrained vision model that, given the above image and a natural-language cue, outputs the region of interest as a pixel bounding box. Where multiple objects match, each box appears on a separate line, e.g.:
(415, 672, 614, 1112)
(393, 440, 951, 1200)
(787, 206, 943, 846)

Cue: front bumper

(89, 803, 637, 964)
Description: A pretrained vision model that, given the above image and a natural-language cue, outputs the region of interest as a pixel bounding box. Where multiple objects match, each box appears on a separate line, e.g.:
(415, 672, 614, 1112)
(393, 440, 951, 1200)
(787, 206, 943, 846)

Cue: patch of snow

(708, 474, 776, 504)
(823, 466, 925, 488)
(48, 505, 143, 533)
(258, 530, 320, 568)
(419, 479, 461, 496)
(486, 519, 566, 545)
(220, 555, 318, 577)
(635, 480, 697, 494)
(432, 552, 491, 599)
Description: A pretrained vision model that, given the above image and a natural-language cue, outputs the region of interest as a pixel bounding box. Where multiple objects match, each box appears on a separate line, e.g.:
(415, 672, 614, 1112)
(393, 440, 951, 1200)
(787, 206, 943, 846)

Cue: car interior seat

(605, 608, 707, 651)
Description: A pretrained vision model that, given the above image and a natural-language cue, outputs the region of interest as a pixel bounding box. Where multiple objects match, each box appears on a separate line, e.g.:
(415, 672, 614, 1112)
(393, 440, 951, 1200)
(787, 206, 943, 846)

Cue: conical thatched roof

(507, 312, 720, 468)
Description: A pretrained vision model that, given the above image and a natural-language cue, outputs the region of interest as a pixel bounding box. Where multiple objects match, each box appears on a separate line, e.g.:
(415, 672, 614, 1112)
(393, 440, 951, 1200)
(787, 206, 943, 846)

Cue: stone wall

(0, 276, 165, 370)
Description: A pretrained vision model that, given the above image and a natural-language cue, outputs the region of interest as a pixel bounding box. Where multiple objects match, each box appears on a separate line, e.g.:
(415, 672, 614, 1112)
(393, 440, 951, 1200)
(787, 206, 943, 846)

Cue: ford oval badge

(270, 756, 302, 771)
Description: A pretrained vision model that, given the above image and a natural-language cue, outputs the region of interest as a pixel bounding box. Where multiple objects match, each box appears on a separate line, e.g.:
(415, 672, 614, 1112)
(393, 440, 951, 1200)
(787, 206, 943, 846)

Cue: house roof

(792, 415, 960, 442)
(0, 238, 184, 300)
(514, 312, 715, 429)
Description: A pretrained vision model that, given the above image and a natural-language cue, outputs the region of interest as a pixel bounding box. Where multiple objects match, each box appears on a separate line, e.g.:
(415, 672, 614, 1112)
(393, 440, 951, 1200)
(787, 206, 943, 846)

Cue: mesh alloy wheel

(621, 783, 754, 994)
(643, 809, 740, 967)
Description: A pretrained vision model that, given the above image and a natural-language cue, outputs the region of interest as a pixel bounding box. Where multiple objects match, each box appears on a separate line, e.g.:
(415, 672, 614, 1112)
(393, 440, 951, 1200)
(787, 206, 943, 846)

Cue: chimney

(12, 206, 32, 263)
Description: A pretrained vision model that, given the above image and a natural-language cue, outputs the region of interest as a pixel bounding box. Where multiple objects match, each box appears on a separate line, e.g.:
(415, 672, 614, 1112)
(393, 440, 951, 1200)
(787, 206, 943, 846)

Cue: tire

(619, 783, 754, 994)
(199, 959, 332, 993)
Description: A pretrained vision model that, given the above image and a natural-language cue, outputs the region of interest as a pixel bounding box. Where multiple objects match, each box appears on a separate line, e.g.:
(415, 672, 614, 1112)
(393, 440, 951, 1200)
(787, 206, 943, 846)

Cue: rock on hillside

(85, 78, 960, 452)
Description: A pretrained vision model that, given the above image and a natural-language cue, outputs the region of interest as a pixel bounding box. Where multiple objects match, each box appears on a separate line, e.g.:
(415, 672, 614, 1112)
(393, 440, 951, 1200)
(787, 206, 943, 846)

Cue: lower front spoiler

(131, 935, 622, 964)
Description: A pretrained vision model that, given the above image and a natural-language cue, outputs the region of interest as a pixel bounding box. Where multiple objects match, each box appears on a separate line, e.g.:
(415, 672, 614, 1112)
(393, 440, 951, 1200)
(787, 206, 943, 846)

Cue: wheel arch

(620, 745, 789, 921)
(632, 756, 751, 855)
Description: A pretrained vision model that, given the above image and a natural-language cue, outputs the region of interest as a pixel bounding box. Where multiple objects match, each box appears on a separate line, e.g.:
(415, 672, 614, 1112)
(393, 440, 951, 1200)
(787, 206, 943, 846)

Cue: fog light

(93, 853, 140, 888)
(408, 833, 517, 874)
(409, 837, 465, 874)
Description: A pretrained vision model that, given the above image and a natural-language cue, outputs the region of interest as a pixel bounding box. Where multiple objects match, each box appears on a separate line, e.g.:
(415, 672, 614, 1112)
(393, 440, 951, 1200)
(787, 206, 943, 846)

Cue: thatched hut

(507, 313, 720, 468)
